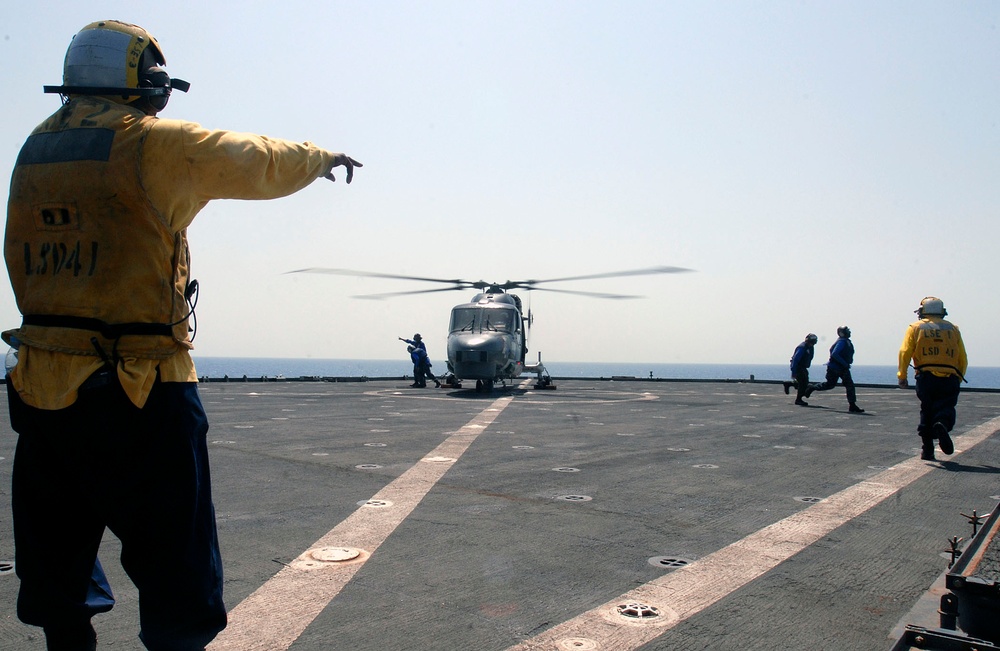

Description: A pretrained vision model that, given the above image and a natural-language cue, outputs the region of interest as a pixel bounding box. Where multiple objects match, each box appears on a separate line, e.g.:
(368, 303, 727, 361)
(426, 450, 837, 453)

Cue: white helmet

(916, 296, 946, 317)
(44, 20, 189, 111)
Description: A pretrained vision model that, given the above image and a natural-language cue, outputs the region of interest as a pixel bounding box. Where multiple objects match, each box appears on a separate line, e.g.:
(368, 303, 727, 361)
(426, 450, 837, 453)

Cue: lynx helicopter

(289, 266, 691, 391)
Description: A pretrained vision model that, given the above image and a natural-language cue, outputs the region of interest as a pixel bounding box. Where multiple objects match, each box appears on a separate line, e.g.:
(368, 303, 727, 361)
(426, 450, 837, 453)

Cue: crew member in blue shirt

(400, 334, 440, 387)
(806, 326, 865, 413)
(783, 333, 818, 406)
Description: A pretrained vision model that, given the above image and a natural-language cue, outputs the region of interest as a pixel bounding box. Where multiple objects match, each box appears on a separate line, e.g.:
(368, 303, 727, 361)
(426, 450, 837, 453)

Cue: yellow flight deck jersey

(897, 317, 968, 382)
(5, 97, 339, 410)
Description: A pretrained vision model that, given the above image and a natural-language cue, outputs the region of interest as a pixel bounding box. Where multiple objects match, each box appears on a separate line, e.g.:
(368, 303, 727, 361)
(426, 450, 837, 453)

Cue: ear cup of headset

(138, 66, 172, 112)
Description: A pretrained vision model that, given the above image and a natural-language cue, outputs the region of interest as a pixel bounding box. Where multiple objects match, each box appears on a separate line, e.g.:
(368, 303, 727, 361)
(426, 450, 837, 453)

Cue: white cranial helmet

(917, 296, 946, 317)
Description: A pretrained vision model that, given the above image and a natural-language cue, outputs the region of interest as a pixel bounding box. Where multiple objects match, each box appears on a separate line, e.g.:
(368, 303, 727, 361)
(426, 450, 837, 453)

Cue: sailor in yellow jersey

(3, 20, 361, 650)
(897, 297, 968, 461)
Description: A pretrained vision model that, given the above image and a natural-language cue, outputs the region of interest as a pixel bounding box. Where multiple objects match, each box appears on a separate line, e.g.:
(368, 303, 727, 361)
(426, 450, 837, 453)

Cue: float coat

(898, 317, 968, 380)
(4, 99, 191, 359)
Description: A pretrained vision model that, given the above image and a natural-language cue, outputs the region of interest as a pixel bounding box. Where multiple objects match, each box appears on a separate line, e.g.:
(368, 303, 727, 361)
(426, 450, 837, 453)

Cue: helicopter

(288, 266, 691, 391)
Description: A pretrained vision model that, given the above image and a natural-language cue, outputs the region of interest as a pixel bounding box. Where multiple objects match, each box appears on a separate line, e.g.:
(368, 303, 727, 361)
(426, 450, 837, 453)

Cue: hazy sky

(2, 2, 998, 369)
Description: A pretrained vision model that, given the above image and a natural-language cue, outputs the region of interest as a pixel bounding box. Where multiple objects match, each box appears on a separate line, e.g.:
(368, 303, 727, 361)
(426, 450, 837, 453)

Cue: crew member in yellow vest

(3, 20, 361, 650)
(897, 296, 968, 461)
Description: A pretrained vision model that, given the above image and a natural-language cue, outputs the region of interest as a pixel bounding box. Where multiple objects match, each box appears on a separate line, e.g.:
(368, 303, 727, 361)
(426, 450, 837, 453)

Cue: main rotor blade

(286, 265, 692, 300)
(514, 266, 692, 287)
(286, 267, 469, 286)
(526, 287, 645, 299)
(351, 286, 473, 300)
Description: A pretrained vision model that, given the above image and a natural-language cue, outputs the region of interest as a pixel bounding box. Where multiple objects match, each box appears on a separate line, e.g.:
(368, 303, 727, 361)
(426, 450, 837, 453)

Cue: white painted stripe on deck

(506, 416, 1000, 651)
(208, 394, 516, 651)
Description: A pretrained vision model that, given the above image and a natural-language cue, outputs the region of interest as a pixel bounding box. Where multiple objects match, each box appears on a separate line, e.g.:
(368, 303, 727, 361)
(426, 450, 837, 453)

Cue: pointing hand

(323, 154, 363, 184)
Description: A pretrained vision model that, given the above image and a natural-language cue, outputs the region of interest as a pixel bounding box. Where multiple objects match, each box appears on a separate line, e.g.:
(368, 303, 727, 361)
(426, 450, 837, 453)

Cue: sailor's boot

(933, 422, 954, 455)
(920, 436, 936, 461)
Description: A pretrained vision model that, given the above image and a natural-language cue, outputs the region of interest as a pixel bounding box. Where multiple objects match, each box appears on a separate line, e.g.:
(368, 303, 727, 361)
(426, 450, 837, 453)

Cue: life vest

(789, 343, 813, 372)
(3, 97, 192, 360)
(912, 319, 963, 378)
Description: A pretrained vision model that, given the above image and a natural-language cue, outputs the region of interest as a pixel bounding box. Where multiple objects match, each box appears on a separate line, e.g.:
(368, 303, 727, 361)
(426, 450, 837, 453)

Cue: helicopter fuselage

(446, 292, 526, 384)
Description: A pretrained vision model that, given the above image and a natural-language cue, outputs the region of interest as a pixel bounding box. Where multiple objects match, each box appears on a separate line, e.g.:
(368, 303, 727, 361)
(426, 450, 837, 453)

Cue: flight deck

(0, 379, 998, 650)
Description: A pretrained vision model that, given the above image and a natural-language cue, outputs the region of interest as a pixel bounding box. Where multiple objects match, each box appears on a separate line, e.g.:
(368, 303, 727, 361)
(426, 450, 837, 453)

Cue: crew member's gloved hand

(323, 154, 363, 183)
(897, 378, 908, 388)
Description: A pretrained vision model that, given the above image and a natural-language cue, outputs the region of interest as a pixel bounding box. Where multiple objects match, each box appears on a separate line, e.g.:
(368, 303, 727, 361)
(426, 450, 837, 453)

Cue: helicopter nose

(449, 333, 508, 380)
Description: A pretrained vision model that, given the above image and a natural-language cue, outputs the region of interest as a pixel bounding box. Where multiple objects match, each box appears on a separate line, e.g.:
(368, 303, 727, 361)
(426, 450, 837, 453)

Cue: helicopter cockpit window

(483, 308, 516, 333)
(449, 308, 478, 333)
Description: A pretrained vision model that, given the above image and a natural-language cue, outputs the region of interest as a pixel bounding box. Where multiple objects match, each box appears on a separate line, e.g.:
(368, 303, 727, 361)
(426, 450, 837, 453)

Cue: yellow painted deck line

(208, 393, 516, 651)
(507, 416, 1000, 651)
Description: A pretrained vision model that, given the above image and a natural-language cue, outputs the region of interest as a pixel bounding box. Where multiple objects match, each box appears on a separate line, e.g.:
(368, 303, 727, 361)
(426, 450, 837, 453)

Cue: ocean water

(192, 357, 1000, 390)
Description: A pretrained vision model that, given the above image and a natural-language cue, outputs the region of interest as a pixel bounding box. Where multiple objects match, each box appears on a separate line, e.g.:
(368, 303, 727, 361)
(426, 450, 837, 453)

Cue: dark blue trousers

(811, 366, 858, 405)
(9, 374, 227, 650)
(791, 368, 810, 401)
(915, 372, 962, 435)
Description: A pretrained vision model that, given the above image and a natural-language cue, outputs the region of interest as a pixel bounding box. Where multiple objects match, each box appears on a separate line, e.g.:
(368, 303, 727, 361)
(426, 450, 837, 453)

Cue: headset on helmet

(916, 296, 947, 318)
(43, 20, 189, 111)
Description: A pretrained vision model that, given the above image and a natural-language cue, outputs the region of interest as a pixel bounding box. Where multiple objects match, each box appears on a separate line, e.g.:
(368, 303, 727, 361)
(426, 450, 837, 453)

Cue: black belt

(79, 368, 115, 391)
(21, 314, 174, 339)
